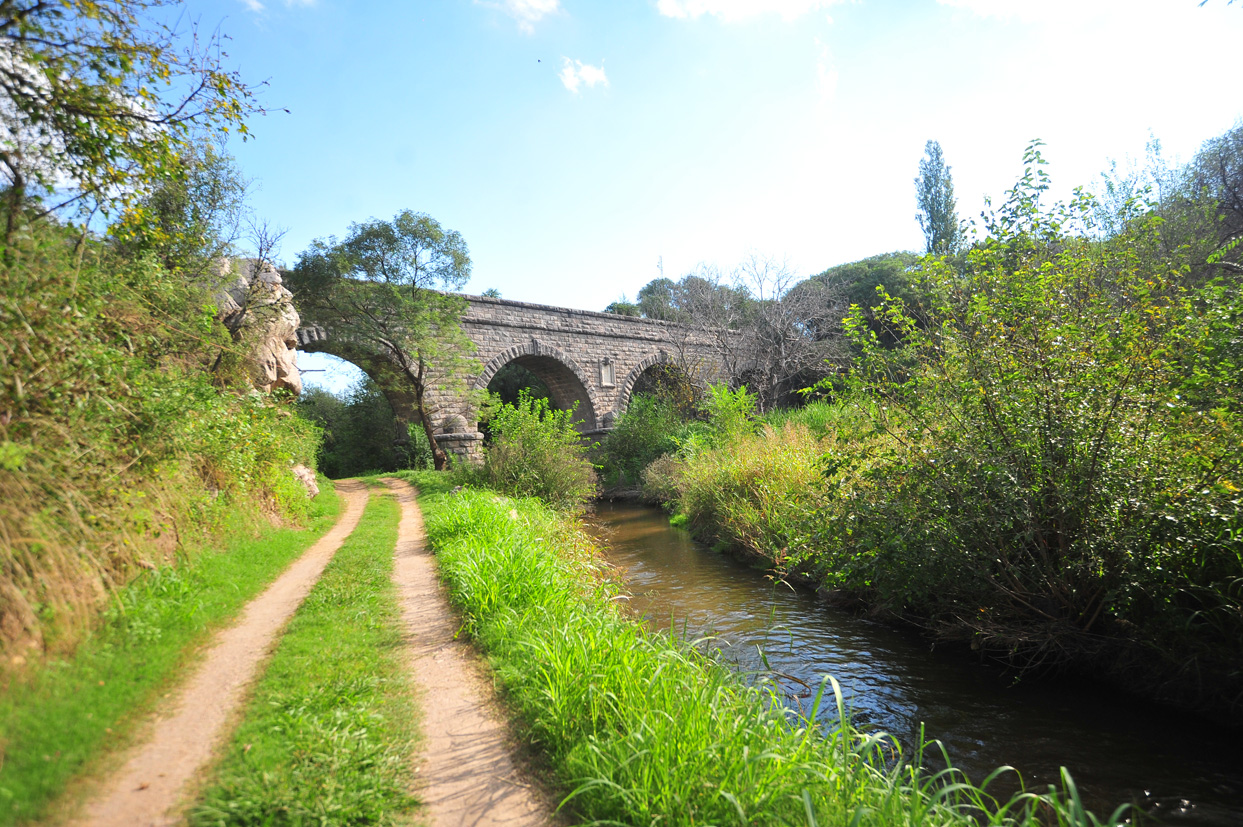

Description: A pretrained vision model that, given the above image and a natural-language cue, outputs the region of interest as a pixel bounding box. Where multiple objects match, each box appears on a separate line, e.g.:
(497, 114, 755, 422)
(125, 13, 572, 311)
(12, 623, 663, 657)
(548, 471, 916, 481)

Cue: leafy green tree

(0, 1, 264, 242)
(915, 140, 964, 255)
(637, 277, 679, 320)
(604, 298, 640, 316)
(109, 138, 250, 274)
(289, 209, 473, 470)
(298, 380, 432, 478)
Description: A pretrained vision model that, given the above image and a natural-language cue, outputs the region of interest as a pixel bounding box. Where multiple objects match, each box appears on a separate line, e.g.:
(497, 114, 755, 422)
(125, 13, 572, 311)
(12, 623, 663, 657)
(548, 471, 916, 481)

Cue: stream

(587, 500, 1243, 826)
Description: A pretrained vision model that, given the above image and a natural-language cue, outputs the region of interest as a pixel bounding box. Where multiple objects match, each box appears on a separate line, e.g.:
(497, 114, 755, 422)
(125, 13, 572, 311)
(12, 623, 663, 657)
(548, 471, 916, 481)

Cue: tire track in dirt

(385, 479, 556, 827)
(68, 479, 370, 827)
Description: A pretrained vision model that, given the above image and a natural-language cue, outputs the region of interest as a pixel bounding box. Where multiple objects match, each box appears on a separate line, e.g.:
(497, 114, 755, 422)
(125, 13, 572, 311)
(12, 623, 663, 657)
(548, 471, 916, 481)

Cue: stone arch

(615, 350, 706, 421)
(475, 340, 601, 431)
(615, 350, 672, 418)
(295, 336, 422, 444)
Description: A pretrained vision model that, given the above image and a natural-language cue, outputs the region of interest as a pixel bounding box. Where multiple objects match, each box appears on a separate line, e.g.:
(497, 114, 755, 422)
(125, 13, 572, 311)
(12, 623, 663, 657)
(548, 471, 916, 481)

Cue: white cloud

(657, 0, 845, 22)
(479, 0, 561, 34)
(559, 58, 609, 94)
(240, 0, 316, 13)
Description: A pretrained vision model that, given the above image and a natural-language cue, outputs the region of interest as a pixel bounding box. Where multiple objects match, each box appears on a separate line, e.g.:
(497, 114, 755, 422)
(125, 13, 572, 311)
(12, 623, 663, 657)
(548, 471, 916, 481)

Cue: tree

(603, 296, 640, 316)
(733, 255, 847, 409)
(0, 1, 265, 243)
(109, 137, 250, 274)
(289, 210, 474, 470)
(806, 251, 924, 348)
(915, 140, 964, 255)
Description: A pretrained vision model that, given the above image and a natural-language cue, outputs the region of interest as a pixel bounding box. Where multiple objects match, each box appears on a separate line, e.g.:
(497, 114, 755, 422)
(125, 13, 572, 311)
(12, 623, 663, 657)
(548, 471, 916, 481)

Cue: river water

(587, 501, 1243, 826)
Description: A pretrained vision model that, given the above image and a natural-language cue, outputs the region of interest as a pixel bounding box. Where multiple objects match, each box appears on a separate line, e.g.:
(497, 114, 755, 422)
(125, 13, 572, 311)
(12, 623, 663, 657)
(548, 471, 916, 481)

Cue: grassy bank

(0, 481, 342, 827)
(407, 471, 1118, 826)
(190, 485, 418, 827)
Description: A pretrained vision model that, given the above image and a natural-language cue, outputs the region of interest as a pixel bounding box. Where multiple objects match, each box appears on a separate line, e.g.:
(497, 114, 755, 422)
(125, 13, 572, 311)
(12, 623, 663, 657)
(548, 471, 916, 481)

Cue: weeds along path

(68, 479, 370, 827)
(384, 479, 554, 827)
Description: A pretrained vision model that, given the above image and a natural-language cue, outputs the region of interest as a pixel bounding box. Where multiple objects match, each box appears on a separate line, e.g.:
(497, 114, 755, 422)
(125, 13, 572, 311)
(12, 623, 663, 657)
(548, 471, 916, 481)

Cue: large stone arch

(475, 340, 602, 431)
(298, 293, 745, 464)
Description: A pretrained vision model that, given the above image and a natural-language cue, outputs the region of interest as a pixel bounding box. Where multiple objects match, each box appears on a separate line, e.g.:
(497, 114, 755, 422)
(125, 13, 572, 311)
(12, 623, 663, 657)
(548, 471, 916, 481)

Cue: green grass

(190, 485, 419, 827)
(0, 482, 342, 827)
(407, 471, 1127, 827)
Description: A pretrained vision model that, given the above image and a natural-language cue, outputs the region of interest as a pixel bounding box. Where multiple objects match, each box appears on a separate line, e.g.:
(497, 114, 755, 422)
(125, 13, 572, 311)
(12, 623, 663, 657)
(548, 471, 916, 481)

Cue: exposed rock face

(292, 464, 320, 498)
(211, 258, 302, 396)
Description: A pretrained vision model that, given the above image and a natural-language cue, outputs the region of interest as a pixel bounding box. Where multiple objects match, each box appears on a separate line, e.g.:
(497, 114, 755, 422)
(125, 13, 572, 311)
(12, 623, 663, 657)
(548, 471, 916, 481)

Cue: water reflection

(589, 501, 1243, 826)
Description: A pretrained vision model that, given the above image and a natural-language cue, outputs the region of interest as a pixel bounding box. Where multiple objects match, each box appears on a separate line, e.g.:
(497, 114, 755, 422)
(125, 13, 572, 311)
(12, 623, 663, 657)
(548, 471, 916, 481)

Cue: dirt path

(68, 479, 370, 827)
(385, 479, 556, 827)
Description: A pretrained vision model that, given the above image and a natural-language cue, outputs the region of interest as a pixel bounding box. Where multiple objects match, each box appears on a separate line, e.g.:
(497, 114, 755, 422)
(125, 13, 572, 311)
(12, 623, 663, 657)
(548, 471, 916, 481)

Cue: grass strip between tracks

(189, 484, 418, 827)
(407, 470, 1125, 827)
(0, 483, 342, 827)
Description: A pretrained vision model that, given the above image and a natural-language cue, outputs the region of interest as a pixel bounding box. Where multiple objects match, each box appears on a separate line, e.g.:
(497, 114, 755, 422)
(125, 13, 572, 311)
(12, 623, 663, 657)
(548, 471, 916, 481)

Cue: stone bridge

(296, 293, 736, 463)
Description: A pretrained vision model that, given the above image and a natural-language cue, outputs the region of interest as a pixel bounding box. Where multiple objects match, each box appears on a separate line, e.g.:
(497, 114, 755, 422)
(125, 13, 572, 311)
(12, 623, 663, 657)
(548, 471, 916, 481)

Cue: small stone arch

(616, 350, 672, 416)
(475, 339, 602, 431)
(614, 349, 706, 418)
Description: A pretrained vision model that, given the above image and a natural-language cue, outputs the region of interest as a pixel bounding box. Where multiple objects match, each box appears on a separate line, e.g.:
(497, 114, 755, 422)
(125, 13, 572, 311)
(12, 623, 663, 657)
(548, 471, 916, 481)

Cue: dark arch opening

(486, 362, 554, 408)
(630, 362, 703, 420)
(479, 353, 598, 433)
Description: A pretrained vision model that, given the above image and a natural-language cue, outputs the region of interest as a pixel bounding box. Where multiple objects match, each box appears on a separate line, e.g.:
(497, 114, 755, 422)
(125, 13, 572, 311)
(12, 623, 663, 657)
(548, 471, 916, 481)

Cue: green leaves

(0, 1, 265, 231)
(839, 151, 1243, 701)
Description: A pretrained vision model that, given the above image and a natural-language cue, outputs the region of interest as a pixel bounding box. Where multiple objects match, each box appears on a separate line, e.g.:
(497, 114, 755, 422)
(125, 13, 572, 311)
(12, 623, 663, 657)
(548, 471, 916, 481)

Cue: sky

(179, 0, 1243, 390)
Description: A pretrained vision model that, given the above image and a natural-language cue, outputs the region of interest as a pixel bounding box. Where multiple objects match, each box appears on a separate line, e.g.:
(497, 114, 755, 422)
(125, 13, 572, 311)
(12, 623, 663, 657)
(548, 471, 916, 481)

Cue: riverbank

(628, 395, 1243, 728)
(402, 469, 1121, 827)
(592, 499, 1243, 825)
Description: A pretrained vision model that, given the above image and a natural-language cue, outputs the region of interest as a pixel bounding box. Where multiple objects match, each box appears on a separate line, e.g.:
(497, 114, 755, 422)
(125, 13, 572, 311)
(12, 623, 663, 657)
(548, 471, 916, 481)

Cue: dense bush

(827, 163, 1243, 710)
(596, 393, 683, 488)
(483, 391, 596, 511)
(0, 221, 321, 663)
(644, 152, 1243, 719)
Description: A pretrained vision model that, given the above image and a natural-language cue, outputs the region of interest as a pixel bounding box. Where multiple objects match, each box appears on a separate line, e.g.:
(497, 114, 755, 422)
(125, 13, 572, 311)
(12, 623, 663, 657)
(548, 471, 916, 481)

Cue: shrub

(834, 149, 1243, 713)
(701, 382, 758, 440)
(655, 423, 828, 570)
(596, 393, 682, 487)
(0, 221, 322, 665)
(483, 391, 596, 511)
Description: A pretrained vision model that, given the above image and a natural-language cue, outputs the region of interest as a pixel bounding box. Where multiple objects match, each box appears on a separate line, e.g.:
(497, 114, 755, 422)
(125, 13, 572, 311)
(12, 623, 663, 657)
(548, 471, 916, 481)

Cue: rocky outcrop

(211, 258, 302, 395)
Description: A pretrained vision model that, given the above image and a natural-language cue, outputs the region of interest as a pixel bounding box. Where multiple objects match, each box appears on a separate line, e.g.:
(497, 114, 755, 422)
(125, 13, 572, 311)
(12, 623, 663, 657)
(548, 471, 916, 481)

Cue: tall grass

(190, 486, 418, 827)
(0, 223, 323, 667)
(0, 481, 342, 827)
(412, 474, 1121, 826)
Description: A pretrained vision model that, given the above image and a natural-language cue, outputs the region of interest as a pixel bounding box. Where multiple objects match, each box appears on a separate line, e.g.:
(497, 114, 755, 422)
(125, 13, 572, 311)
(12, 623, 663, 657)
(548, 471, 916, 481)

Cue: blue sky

(182, 0, 1243, 388)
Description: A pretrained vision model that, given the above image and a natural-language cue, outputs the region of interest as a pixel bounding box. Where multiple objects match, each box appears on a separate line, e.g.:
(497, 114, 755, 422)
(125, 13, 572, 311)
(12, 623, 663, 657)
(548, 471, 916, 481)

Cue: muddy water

(588, 501, 1243, 826)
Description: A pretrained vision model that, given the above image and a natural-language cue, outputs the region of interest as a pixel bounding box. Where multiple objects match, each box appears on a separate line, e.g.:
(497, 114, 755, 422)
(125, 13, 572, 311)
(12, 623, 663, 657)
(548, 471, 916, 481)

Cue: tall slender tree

(290, 210, 474, 470)
(915, 140, 964, 255)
